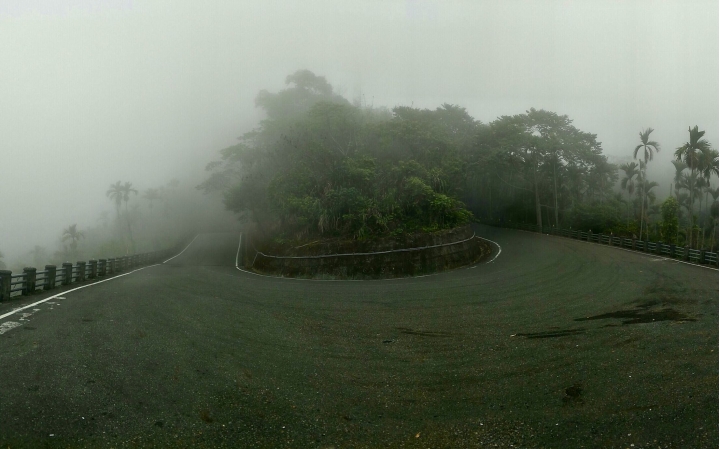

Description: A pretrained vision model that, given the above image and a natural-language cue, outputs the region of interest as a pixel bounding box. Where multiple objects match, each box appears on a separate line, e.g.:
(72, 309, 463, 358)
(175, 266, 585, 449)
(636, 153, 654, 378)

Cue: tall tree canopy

(201, 72, 619, 242)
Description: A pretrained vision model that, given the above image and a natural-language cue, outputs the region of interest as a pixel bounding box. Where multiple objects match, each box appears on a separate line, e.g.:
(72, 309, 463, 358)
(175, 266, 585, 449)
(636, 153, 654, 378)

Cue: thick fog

(0, 0, 717, 265)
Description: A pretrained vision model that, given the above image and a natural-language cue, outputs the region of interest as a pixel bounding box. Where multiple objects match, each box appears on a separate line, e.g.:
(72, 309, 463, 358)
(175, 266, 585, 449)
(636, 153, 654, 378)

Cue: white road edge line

(0, 264, 161, 321)
(482, 237, 502, 264)
(163, 235, 200, 264)
(233, 233, 497, 281)
(0, 234, 199, 322)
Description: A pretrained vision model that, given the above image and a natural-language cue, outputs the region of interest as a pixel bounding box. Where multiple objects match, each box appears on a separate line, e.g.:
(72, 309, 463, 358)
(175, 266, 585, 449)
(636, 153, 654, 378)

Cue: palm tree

(698, 148, 719, 234)
(120, 182, 138, 214)
(106, 181, 124, 220)
(678, 172, 707, 247)
(97, 211, 110, 228)
(675, 126, 711, 247)
(120, 182, 138, 252)
(638, 179, 659, 239)
(29, 246, 46, 268)
(62, 224, 85, 259)
(710, 187, 719, 251)
(671, 160, 687, 199)
(633, 128, 661, 163)
(619, 162, 639, 230)
(143, 188, 162, 214)
(633, 128, 660, 240)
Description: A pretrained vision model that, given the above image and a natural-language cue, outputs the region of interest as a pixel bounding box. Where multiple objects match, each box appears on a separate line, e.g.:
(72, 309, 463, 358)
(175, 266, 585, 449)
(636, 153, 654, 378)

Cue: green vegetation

(199, 70, 474, 241)
(660, 197, 679, 244)
(202, 70, 718, 250)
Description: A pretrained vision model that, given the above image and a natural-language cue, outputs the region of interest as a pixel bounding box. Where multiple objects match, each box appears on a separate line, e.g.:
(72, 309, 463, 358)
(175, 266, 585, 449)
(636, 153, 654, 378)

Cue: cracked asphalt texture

(0, 225, 717, 448)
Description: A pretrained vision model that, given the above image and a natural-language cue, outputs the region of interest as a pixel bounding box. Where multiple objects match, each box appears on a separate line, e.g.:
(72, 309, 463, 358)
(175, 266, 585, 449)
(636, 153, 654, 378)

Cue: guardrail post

(587, 230, 592, 242)
(98, 259, 106, 276)
(76, 261, 86, 282)
(655, 242, 661, 255)
(89, 260, 98, 279)
(608, 235, 613, 246)
(683, 246, 690, 261)
(45, 265, 56, 290)
(668, 244, 675, 258)
(0, 270, 11, 302)
(631, 238, 636, 250)
(62, 263, 73, 285)
(22, 267, 36, 295)
(699, 250, 706, 264)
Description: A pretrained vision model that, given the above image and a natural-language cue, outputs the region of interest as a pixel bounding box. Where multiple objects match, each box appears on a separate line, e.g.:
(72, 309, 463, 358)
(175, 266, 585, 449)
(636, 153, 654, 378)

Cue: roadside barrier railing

(0, 247, 178, 302)
(251, 231, 479, 268)
(481, 221, 719, 268)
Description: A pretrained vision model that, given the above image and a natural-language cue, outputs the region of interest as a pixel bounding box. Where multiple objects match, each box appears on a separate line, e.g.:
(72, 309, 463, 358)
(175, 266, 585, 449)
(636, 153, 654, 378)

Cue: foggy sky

(0, 0, 717, 260)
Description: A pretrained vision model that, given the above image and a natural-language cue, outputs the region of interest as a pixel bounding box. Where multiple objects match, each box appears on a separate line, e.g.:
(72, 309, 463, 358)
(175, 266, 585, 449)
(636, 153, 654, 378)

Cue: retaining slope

(249, 225, 491, 278)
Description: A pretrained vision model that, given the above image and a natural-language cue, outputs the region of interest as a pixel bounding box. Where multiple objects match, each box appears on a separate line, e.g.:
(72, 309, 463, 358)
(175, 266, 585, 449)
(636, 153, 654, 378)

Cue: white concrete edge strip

(162, 234, 199, 264)
(480, 236, 502, 264)
(234, 233, 496, 282)
(0, 264, 161, 321)
(253, 232, 477, 259)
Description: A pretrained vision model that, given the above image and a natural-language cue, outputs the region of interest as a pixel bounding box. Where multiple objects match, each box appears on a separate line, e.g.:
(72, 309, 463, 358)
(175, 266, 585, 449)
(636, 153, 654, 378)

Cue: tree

(638, 179, 658, 237)
(120, 182, 138, 252)
(619, 162, 639, 229)
(675, 126, 711, 247)
(633, 128, 660, 241)
(62, 224, 85, 259)
(106, 181, 124, 220)
(698, 148, 719, 237)
(29, 246, 46, 268)
(143, 188, 162, 214)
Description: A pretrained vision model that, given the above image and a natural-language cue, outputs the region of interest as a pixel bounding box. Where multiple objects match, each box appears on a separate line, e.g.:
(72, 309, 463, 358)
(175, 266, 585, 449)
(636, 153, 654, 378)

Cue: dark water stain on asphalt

(516, 328, 586, 339)
(396, 327, 452, 337)
(575, 307, 695, 325)
(563, 383, 583, 405)
(199, 409, 213, 423)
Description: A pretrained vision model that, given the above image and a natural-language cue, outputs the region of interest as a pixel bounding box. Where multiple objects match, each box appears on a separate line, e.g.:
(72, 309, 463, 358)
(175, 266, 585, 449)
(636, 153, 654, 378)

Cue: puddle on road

(515, 328, 586, 339)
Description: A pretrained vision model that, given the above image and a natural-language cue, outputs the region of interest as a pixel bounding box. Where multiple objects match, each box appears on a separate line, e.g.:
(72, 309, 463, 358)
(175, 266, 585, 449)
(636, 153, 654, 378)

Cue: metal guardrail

(252, 232, 479, 268)
(0, 244, 184, 302)
(480, 221, 718, 268)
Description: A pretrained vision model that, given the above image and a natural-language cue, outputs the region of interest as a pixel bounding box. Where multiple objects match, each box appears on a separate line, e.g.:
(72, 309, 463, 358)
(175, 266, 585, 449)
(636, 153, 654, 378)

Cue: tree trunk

(534, 167, 542, 230)
(553, 162, 559, 227)
(639, 183, 645, 241)
(124, 201, 135, 253)
(626, 193, 631, 230)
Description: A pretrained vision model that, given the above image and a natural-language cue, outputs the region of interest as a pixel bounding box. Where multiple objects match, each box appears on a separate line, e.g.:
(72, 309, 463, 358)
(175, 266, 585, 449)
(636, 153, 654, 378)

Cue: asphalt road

(0, 225, 717, 448)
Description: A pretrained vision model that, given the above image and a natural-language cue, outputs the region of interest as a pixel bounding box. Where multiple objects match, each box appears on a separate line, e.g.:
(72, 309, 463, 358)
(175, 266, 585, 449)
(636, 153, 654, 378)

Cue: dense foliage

(201, 70, 718, 250)
(199, 70, 475, 240)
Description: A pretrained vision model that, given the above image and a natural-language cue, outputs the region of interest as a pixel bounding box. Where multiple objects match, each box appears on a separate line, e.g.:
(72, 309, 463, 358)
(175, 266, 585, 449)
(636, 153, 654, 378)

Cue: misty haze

(0, 1, 717, 448)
